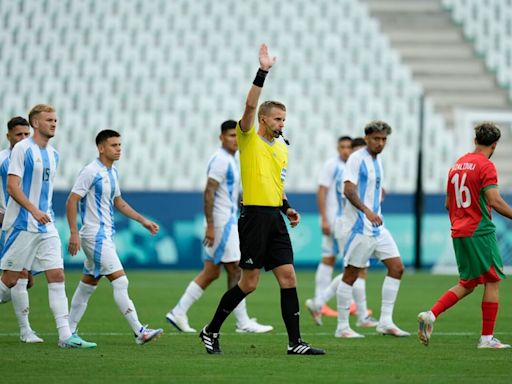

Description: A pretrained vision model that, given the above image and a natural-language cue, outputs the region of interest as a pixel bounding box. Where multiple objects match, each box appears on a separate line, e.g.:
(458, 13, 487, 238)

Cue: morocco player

(418, 122, 512, 349)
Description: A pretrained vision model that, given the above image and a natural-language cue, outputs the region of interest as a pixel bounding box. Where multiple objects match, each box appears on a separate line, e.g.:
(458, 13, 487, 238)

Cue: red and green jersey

(447, 152, 497, 238)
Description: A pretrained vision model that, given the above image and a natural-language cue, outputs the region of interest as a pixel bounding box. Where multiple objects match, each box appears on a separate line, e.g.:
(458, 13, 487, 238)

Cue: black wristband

(253, 68, 269, 87)
(280, 199, 291, 214)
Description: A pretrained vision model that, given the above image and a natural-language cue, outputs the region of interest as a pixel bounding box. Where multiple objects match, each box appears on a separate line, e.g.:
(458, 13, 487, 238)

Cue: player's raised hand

(286, 208, 301, 228)
(259, 44, 276, 71)
(142, 219, 159, 235)
(68, 232, 81, 256)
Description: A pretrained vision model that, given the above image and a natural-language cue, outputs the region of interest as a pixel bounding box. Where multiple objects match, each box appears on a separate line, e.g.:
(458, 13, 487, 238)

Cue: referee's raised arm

(239, 44, 276, 132)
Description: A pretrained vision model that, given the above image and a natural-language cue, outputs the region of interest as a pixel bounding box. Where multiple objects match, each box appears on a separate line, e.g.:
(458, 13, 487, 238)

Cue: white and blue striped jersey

(318, 156, 346, 227)
(0, 148, 11, 214)
(71, 159, 121, 240)
(3, 137, 59, 233)
(341, 147, 384, 236)
(206, 148, 240, 227)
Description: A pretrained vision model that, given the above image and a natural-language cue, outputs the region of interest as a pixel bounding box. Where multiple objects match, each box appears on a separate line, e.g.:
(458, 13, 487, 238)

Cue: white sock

(336, 281, 353, 330)
(111, 276, 143, 335)
(315, 273, 342, 308)
(480, 335, 493, 342)
(379, 276, 401, 325)
(353, 278, 368, 321)
(233, 298, 251, 326)
(315, 263, 333, 299)
(69, 281, 97, 333)
(11, 278, 31, 335)
(0, 280, 12, 302)
(173, 281, 204, 316)
(48, 282, 72, 341)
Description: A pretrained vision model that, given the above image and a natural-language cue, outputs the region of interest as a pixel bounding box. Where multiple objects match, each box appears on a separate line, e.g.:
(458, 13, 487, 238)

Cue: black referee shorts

(238, 205, 294, 271)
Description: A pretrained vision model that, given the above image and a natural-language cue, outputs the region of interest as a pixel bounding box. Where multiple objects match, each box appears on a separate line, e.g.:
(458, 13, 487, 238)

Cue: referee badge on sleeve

(280, 168, 287, 182)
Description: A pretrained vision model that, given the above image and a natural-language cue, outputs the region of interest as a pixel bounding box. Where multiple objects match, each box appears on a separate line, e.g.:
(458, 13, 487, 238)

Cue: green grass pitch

(1, 270, 511, 383)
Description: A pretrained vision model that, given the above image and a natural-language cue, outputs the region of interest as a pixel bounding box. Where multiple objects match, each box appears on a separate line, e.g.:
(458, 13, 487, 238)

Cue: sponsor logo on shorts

(245, 258, 253, 265)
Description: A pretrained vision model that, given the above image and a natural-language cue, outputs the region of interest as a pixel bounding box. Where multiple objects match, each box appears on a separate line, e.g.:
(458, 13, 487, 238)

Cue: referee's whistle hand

(286, 209, 301, 228)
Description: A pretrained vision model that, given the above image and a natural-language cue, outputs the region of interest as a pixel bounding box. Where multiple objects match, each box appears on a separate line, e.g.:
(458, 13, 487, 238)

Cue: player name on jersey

(451, 162, 476, 171)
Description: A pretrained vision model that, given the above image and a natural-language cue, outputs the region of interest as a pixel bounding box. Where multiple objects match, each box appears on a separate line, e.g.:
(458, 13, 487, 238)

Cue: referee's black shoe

(287, 340, 325, 355)
(199, 326, 222, 354)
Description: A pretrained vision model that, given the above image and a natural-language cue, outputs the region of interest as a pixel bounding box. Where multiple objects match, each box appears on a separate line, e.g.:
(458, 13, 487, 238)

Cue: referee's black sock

(280, 287, 301, 345)
(207, 285, 247, 333)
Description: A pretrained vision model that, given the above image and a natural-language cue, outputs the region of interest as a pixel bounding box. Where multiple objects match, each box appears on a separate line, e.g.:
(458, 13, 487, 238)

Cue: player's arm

(444, 195, 449, 210)
(0, 212, 4, 226)
(66, 192, 82, 256)
(317, 185, 330, 235)
(6, 174, 50, 224)
(344, 181, 382, 226)
(282, 192, 300, 228)
(239, 44, 276, 132)
(203, 177, 220, 247)
(114, 196, 159, 235)
(485, 188, 512, 219)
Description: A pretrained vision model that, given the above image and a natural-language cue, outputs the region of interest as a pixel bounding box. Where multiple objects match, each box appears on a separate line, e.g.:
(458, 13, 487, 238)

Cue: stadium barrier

(50, 192, 512, 270)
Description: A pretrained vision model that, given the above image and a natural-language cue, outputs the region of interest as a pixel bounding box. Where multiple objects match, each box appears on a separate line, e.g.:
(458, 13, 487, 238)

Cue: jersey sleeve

(113, 168, 121, 197)
(343, 154, 360, 185)
(71, 167, 95, 197)
(208, 155, 228, 184)
(7, 144, 26, 178)
(318, 159, 333, 187)
(480, 161, 498, 190)
(0, 192, 6, 214)
(236, 121, 256, 152)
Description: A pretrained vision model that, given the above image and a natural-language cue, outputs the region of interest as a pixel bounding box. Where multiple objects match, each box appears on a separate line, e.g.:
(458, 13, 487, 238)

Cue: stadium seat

(0, 0, 457, 192)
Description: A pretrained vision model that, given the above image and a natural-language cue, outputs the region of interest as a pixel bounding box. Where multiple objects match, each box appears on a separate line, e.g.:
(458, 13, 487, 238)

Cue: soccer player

(312, 135, 352, 318)
(165, 120, 273, 334)
(335, 121, 409, 338)
(0, 116, 41, 343)
(306, 137, 377, 329)
(67, 129, 163, 345)
(199, 44, 325, 355)
(0, 104, 96, 348)
(418, 122, 512, 349)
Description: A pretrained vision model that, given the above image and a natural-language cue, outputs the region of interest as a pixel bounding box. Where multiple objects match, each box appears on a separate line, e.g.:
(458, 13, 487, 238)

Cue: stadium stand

(443, 0, 512, 98)
(1, 0, 508, 193)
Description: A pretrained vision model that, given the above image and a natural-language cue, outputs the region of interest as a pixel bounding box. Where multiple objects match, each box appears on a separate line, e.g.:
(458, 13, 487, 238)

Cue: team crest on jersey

(280, 168, 287, 182)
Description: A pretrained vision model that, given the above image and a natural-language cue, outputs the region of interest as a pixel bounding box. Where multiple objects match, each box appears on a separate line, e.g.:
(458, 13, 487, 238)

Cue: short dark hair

(96, 129, 121, 145)
(221, 120, 237, 133)
(338, 135, 352, 143)
(7, 116, 29, 131)
(364, 120, 392, 136)
(474, 122, 501, 146)
(351, 137, 366, 148)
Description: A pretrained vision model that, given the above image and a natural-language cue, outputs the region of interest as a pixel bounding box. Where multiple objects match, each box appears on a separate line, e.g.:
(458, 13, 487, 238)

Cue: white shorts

(339, 227, 400, 268)
(0, 229, 63, 272)
(203, 221, 240, 265)
(81, 237, 123, 277)
(321, 234, 340, 258)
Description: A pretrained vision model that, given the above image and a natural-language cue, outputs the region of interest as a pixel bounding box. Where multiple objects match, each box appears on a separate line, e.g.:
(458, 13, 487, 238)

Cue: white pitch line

(1, 331, 511, 337)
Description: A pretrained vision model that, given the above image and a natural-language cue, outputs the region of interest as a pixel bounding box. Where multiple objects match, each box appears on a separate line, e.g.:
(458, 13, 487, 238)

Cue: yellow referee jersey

(236, 122, 288, 207)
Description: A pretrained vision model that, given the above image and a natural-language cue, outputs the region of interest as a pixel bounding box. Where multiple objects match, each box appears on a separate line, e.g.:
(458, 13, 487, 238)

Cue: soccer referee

(199, 44, 325, 355)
